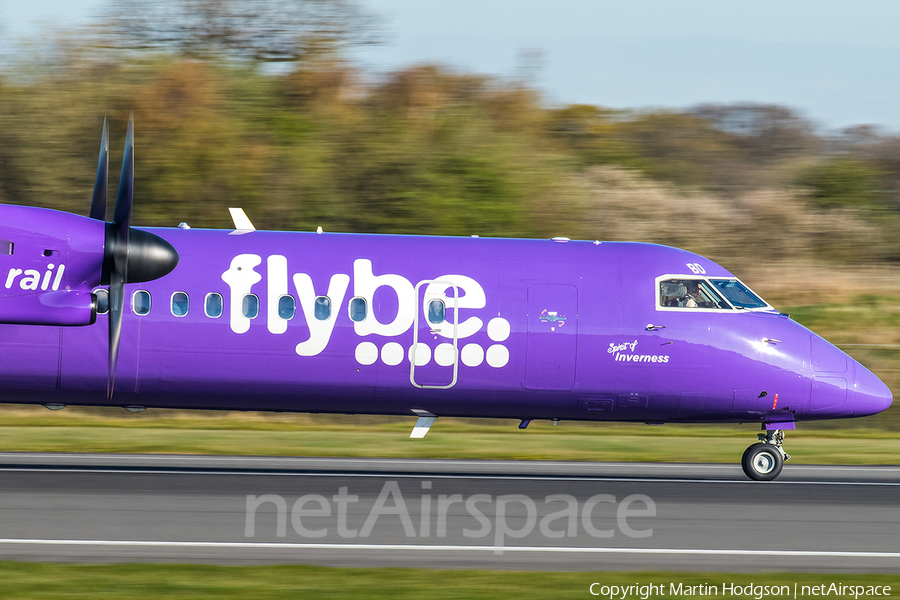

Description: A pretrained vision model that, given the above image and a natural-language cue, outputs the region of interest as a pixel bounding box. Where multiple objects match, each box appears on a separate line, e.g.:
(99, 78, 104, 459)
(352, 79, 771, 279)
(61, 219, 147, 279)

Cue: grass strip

(0, 405, 897, 464)
(0, 423, 898, 464)
(0, 563, 896, 599)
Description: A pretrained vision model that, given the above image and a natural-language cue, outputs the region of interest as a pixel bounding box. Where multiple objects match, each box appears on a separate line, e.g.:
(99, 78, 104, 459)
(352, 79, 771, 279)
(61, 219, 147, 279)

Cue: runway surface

(0, 453, 898, 572)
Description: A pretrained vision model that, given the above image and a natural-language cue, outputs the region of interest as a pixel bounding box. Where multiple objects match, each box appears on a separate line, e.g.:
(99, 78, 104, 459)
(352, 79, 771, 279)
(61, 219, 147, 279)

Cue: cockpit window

(659, 278, 731, 310)
(710, 279, 768, 309)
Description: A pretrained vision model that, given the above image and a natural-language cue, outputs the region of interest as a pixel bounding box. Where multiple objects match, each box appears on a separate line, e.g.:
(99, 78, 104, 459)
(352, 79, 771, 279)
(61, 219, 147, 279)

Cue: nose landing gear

(741, 428, 791, 481)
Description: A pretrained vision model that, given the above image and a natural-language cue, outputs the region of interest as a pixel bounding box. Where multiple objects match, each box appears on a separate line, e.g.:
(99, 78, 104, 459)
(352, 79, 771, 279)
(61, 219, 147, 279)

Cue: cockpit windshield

(659, 279, 731, 310)
(709, 279, 768, 309)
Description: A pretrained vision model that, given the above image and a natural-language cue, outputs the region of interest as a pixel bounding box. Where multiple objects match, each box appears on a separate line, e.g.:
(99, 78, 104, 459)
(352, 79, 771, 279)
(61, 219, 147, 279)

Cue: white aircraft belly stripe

(0, 539, 898, 558)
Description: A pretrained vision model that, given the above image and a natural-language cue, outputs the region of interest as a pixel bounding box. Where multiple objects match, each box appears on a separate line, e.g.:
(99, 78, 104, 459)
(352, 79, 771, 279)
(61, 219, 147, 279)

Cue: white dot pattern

(487, 317, 510, 342)
(434, 343, 456, 367)
(355, 342, 378, 365)
(354, 317, 510, 371)
(408, 343, 432, 366)
(486, 344, 509, 368)
(461, 343, 484, 367)
(382, 342, 404, 366)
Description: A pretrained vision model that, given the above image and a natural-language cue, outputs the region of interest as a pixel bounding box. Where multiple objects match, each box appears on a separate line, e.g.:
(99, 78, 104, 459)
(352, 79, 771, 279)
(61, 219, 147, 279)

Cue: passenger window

(205, 293, 223, 318)
(242, 294, 259, 319)
(659, 279, 730, 310)
(314, 296, 331, 321)
(0, 239, 12, 255)
(278, 295, 296, 320)
(94, 289, 110, 315)
(427, 299, 446, 324)
(171, 292, 189, 317)
(133, 290, 151, 316)
(349, 297, 367, 322)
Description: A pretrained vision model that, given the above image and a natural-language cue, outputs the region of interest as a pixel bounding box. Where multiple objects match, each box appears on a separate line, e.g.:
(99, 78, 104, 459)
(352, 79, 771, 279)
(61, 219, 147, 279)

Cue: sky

(4, 0, 900, 131)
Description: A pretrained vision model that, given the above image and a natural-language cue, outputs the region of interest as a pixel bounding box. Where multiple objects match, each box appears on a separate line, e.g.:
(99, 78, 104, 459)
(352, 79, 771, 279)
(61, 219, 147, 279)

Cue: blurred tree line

(3, 0, 900, 267)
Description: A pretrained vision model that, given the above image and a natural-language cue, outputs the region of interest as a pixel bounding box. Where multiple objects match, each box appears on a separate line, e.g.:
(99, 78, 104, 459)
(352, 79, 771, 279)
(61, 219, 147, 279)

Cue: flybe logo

(221, 255, 510, 369)
(4, 264, 66, 291)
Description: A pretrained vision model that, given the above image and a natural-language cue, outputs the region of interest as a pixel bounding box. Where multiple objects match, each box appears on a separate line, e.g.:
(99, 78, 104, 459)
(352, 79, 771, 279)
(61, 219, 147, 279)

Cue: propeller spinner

(91, 115, 179, 399)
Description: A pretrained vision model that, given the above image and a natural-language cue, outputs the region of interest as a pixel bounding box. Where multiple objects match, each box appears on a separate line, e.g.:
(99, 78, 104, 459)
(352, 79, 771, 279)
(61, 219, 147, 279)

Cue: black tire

(740, 444, 754, 465)
(741, 443, 784, 481)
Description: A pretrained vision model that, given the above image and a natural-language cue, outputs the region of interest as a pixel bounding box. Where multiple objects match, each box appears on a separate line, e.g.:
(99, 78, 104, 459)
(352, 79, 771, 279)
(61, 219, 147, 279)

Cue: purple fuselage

(0, 205, 892, 425)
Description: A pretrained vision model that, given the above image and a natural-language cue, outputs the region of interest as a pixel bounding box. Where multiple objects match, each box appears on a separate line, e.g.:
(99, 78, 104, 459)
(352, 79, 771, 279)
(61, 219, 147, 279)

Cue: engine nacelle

(0, 205, 107, 283)
(0, 204, 178, 327)
(0, 205, 105, 326)
(0, 290, 96, 326)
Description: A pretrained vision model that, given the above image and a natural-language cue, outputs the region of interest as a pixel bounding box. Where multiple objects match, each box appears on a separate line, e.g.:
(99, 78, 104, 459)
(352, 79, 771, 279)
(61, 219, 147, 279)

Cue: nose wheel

(741, 428, 791, 481)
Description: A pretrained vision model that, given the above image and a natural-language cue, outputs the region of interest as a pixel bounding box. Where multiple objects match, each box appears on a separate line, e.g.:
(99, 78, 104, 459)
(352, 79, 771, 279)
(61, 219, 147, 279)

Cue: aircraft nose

(852, 361, 893, 417)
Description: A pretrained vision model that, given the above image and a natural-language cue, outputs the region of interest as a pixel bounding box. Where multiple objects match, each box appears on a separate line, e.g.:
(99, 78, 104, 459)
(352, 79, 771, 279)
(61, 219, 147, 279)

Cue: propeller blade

(113, 113, 134, 229)
(107, 113, 134, 399)
(107, 268, 125, 400)
(89, 117, 109, 220)
(101, 113, 178, 399)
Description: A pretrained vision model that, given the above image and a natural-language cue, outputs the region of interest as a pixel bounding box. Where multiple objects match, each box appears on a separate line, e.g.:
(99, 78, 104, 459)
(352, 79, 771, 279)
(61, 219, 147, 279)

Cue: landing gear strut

(741, 427, 791, 481)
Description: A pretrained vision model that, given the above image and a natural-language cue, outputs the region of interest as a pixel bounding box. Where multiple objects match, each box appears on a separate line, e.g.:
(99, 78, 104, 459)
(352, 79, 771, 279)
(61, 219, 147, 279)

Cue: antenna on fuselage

(228, 208, 256, 235)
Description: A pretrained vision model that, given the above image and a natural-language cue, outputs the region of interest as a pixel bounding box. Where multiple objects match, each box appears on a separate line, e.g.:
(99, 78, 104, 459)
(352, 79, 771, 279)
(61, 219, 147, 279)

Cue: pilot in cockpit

(684, 282, 701, 308)
(660, 279, 712, 308)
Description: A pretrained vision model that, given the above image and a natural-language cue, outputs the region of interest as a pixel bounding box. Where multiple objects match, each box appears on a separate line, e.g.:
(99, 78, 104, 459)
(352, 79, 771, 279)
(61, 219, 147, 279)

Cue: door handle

(645, 324, 666, 331)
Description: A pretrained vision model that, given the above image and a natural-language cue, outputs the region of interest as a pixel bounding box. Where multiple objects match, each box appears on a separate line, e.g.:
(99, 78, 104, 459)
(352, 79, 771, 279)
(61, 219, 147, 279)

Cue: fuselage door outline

(410, 280, 459, 389)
